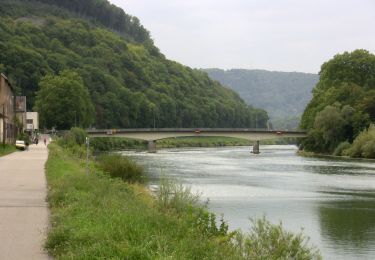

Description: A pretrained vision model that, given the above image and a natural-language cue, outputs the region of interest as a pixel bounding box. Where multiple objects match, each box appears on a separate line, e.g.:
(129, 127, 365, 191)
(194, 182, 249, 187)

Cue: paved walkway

(0, 143, 50, 259)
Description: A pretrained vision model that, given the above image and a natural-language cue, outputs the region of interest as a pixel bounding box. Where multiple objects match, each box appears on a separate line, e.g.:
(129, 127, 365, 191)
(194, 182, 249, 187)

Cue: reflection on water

(123, 145, 375, 260)
(319, 200, 375, 258)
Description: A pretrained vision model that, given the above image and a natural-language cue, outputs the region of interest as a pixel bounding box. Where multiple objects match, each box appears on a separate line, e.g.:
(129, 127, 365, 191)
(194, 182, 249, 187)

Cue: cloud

(110, 0, 375, 73)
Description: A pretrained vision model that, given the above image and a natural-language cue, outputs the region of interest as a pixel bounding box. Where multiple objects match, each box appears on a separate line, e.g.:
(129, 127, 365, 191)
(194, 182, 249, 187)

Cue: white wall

(26, 112, 39, 130)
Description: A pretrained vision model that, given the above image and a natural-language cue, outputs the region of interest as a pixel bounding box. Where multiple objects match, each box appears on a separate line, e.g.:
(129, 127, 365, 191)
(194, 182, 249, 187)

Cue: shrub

(234, 217, 322, 260)
(157, 177, 200, 213)
(90, 137, 147, 151)
(58, 127, 87, 148)
(348, 124, 375, 158)
(157, 178, 230, 237)
(97, 154, 144, 183)
(333, 141, 351, 156)
(362, 139, 375, 158)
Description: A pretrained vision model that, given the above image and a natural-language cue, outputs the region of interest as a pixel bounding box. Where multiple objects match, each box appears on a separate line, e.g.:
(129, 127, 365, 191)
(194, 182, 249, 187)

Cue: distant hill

(205, 69, 319, 129)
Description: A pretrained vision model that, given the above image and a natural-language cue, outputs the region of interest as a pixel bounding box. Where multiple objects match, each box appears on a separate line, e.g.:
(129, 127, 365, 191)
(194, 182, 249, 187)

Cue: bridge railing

(85, 128, 306, 134)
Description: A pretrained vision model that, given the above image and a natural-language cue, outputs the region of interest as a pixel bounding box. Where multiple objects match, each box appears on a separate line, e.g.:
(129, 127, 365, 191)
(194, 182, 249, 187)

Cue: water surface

(123, 145, 375, 260)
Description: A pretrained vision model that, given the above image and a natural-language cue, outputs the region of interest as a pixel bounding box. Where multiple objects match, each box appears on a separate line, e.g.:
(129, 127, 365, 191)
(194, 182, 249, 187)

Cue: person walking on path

(44, 137, 47, 146)
(0, 142, 50, 259)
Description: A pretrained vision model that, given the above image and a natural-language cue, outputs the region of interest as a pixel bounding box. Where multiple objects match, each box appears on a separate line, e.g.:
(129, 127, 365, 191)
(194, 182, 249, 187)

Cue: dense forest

(300, 50, 375, 158)
(0, 0, 268, 129)
(205, 69, 318, 129)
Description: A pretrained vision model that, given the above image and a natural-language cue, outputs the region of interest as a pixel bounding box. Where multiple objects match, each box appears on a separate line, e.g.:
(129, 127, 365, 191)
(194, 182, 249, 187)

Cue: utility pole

(86, 137, 90, 175)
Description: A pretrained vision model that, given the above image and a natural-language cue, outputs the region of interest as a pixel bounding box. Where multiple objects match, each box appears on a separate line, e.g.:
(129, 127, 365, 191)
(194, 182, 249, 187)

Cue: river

(123, 145, 375, 260)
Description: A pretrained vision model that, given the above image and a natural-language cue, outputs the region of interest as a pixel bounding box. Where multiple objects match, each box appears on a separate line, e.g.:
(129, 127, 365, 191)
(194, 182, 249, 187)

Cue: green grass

(45, 142, 321, 259)
(45, 144, 241, 259)
(0, 144, 16, 157)
(157, 136, 250, 148)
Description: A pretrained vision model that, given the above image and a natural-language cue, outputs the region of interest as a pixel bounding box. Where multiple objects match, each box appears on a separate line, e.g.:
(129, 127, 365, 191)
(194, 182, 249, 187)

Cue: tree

(300, 50, 375, 155)
(34, 70, 94, 129)
(313, 105, 345, 152)
(0, 6, 267, 129)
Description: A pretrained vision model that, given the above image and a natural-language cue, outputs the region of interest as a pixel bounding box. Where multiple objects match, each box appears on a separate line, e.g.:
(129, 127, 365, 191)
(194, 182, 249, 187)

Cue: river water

(123, 145, 375, 260)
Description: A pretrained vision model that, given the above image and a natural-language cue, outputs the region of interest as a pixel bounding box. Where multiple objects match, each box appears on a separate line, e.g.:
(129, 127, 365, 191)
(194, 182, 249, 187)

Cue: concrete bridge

(86, 128, 307, 153)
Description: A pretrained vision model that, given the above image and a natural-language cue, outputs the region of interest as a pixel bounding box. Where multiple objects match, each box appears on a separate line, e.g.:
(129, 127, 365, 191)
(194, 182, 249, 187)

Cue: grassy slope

(0, 144, 17, 157)
(45, 143, 240, 259)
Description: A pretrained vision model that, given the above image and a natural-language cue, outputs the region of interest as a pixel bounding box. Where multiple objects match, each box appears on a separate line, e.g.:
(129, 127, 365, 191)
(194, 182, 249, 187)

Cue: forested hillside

(300, 50, 375, 158)
(0, 0, 268, 129)
(205, 69, 319, 129)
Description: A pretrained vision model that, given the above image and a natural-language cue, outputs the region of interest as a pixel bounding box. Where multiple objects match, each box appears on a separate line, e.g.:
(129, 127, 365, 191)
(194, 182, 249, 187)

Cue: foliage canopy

(35, 70, 95, 129)
(0, 0, 268, 129)
(300, 50, 375, 155)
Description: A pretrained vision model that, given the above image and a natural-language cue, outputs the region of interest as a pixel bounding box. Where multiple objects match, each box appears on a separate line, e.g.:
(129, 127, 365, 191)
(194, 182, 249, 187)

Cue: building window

(27, 119, 33, 124)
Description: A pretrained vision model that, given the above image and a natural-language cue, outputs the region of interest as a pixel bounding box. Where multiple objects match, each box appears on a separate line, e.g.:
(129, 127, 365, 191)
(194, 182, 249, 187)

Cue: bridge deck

(86, 128, 307, 141)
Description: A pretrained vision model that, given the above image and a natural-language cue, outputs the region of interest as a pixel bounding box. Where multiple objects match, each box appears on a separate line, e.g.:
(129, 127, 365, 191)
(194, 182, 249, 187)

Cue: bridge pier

(148, 140, 157, 153)
(252, 140, 260, 154)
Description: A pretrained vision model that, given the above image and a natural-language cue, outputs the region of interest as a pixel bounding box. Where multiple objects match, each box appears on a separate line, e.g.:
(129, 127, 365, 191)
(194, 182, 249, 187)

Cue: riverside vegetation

(90, 136, 297, 152)
(45, 128, 321, 259)
(90, 136, 250, 152)
(300, 50, 375, 159)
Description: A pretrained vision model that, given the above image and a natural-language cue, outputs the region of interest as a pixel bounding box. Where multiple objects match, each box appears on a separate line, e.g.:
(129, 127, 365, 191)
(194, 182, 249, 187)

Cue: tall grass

(234, 217, 321, 259)
(97, 153, 145, 183)
(157, 177, 200, 212)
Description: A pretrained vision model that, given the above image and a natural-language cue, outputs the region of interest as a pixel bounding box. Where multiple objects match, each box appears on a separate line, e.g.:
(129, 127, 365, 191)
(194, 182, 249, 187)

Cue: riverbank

(45, 143, 242, 258)
(0, 144, 16, 157)
(45, 139, 321, 259)
(91, 136, 297, 152)
(298, 150, 375, 162)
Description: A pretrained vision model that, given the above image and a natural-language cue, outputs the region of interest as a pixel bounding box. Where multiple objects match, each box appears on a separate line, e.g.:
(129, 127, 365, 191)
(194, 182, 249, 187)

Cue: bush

(157, 177, 201, 213)
(362, 140, 375, 158)
(234, 217, 322, 260)
(90, 137, 146, 151)
(333, 141, 351, 156)
(97, 154, 144, 183)
(348, 124, 375, 158)
(59, 127, 87, 146)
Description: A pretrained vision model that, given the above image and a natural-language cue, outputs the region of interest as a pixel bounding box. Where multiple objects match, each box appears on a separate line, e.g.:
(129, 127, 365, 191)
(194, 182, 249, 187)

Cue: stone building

(0, 73, 16, 144)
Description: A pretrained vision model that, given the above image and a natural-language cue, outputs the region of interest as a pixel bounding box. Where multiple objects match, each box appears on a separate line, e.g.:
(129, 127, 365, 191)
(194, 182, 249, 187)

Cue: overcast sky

(109, 0, 375, 74)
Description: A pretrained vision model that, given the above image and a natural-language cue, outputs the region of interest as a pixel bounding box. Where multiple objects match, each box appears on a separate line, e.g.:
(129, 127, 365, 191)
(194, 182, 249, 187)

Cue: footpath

(0, 142, 49, 259)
